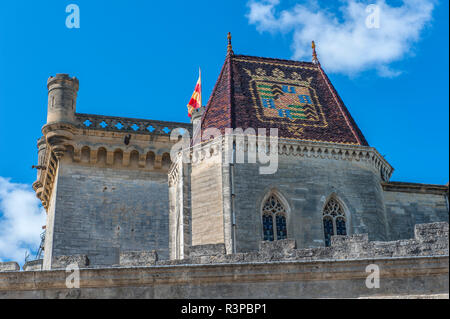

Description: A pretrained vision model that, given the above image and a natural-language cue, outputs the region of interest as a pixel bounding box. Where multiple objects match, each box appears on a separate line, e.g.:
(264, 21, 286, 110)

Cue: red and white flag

(187, 69, 202, 117)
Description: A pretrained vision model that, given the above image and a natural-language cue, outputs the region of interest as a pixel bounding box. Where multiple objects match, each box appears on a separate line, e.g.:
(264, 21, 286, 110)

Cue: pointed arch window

(262, 194, 287, 241)
(323, 198, 347, 247)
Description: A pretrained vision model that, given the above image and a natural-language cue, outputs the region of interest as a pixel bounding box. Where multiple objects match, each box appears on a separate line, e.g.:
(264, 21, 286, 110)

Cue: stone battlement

(5, 222, 445, 271)
(0, 222, 448, 299)
(159, 222, 448, 266)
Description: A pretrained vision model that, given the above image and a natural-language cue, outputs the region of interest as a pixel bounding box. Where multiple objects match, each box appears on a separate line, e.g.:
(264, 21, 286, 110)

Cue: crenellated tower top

(46, 73, 79, 125)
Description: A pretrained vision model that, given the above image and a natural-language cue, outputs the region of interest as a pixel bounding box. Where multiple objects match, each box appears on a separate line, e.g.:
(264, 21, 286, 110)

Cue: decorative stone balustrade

(76, 113, 192, 136)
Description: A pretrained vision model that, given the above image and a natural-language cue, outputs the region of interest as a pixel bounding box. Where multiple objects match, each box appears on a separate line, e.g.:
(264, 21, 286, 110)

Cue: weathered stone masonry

(1, 222, 448, 299)
(0, 45, 448, 299)
(33, 73, 192, 269)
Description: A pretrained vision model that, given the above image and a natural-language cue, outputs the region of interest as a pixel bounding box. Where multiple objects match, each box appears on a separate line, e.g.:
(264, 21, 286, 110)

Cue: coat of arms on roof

(243, 65, 328, 135)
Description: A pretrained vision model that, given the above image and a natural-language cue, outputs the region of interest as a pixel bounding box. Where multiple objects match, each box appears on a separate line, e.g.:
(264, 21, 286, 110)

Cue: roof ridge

(316, 66, 362, 145)
(233, 54, 316, 66)
(201, 55, 229, 125)
(316, 66, 368, 146)
(227, 53, 235, 129)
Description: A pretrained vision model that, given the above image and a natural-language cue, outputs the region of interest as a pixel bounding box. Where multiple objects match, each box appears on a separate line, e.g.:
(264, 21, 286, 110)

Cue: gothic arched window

(323, 198, 347, 247)
(262, 194, 287, 241)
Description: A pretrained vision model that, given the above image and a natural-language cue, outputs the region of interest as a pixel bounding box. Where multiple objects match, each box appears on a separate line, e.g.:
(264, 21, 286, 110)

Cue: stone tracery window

(323, 198, 347, 247)
(262, 194, 287, 241)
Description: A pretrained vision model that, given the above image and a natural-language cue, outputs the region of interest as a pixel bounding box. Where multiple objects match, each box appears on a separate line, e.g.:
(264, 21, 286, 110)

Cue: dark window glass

(262, 194, 287, 241)
(323, 217, 334, 247)
(276, 215, 287, 240)
(323, 198, 347, 247)
(336, 217, 347, 236)
(263, 214, 274, 241)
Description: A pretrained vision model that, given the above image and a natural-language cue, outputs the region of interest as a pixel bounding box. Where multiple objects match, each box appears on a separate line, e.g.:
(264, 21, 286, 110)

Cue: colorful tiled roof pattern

(201, 54, 368, 146)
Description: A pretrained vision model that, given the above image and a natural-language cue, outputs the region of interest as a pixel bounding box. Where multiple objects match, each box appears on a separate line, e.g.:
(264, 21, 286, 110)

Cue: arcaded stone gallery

(0, 38, 448, 298)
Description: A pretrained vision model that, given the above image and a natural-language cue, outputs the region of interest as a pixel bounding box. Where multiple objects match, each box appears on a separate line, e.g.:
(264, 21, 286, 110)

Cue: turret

(46, 74, 79, 124)
(42, 74, 78, 159)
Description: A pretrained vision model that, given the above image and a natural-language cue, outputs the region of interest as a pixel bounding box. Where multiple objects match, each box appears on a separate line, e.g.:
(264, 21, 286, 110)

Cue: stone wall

(0, 256, 447, 299)
(46, 162, 170, 268)
(0, 262, 20, 272)
(69, 222, 447, 267)
(23, 260, 43, 271)
(1, 222, 447, 298)
(190, 156, 225, 246)
(168, 160, 192, 260)
(43, 165, 59, 269)
(172, 138, 448, 257)
(232, 155, 388, 252)
(383, 183, 448, 240)
(160, 222, 448, 266)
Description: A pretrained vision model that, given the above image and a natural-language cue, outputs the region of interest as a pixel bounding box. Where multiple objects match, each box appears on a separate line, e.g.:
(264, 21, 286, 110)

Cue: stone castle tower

(33, 41, 449, 270)
(34, 73, 191, 268)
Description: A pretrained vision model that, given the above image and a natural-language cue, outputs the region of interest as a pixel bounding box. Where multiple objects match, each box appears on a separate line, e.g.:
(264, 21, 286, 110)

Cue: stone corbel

(51, 144, 67, 160)
(32, 181, 44, 201)
(43, 123, 75, 160)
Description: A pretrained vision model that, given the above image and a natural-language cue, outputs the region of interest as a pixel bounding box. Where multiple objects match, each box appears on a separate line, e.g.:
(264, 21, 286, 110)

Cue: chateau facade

(0, 40, 448, 299)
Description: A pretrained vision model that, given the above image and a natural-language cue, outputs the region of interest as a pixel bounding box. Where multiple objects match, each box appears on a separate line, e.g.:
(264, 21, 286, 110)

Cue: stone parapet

(189, 244, 226, 258)
(119, 251, 159, 267)
(0, 256, 447, 298)
(0, 222, 447, 298)
(23, 260, 43, 271)
(0, 262, 20, 272)
(51, 255, 90, 269)
(159, 222, 448, 266)
(7, 222, 446, 270)
(76, 113, 192, 136)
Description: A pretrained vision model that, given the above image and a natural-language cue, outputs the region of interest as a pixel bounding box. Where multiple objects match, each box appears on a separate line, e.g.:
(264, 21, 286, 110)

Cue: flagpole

(199, 67, 202, 108)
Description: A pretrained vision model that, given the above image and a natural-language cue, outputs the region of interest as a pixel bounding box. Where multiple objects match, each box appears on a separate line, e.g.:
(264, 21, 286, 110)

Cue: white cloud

(247, 0, 435, 76)
(0, 177, 46, 265)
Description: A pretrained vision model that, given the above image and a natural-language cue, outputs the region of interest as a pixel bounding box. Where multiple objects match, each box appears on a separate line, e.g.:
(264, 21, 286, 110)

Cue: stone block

(0, 262, 20, 272)
(23, 259, 43, 271)
(119, 251, 158, 267)
(189, 244, 226, 257)
(331, 234, 369, 246)
(415, 222, 449, 243)
(259, 239, 297, 254)
(52, 255, 89, 269)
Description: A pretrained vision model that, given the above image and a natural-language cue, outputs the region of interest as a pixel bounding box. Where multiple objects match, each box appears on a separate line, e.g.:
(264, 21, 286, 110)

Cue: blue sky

(0, 0, 448, 262)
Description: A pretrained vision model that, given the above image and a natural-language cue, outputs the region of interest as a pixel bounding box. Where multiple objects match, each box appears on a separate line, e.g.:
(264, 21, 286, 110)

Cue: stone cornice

(382, 182, 449, 195)
(188, 136, 394, 181)
(35, 114, 194, 210)
(277, 138, 393, 181)
(35, 115, 192, 211)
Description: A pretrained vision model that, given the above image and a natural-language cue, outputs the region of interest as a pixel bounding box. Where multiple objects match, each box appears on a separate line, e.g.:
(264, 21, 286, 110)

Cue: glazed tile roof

(201, 54, 368, 146)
